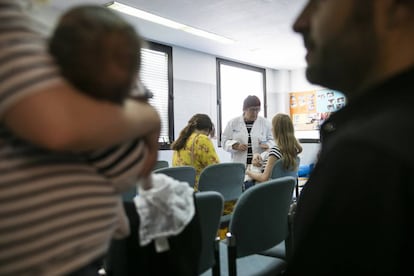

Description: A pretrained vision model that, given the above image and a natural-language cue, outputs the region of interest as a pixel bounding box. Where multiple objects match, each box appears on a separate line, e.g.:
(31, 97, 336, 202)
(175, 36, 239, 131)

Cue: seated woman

(246, 113, 302, 184)
(171, 114, 220, 190)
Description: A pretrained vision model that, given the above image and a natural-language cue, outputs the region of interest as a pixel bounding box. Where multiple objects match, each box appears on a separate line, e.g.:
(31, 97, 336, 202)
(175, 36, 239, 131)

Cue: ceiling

(34, 0, 308, 70)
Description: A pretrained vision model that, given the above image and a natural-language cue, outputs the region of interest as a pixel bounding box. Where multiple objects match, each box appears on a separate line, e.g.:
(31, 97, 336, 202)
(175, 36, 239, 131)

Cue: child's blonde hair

(272, 113, 303, 170)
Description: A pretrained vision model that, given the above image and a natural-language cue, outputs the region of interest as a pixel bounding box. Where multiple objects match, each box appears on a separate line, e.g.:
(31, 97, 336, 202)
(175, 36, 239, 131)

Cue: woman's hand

(233, 143, 248, 151)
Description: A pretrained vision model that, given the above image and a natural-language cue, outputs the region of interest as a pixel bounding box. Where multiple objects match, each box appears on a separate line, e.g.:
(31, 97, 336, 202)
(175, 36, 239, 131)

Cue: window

(216, 58, 266, 146)
(140, 42, 174, 148)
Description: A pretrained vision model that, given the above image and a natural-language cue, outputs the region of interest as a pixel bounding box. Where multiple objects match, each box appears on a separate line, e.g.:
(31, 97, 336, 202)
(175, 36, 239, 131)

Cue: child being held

(49, 5, 151, 103)
(49, 5, 195, 248)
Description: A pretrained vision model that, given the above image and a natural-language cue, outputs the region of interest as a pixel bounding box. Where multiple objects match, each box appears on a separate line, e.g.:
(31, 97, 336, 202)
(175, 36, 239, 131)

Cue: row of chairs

(197, 176, 296, 276)
(153, 157, 300, 201)
(153, 163, 245, 228)
(151, 159, 300, 275)
(153, 158, 300, 229)
(111, 159, 299, 275)
(106, 176, 296, 276)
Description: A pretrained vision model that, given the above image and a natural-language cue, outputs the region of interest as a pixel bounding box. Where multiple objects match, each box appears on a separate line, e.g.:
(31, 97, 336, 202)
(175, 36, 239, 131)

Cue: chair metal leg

(295, 177, 299, 199)
(286, 201, 297, 263)
(227, 232, 237, 276)
(212, 237, 221, 276)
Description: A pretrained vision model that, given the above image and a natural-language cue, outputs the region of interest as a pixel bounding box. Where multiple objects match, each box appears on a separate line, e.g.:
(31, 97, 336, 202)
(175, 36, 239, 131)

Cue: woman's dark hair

(171, 114, 214, 150)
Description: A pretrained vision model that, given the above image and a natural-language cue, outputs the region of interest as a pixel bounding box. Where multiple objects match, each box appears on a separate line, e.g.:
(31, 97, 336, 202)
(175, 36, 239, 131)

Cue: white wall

(172, 47, 320, 133)
(290, 68, 323, 91)
(266, 69, 291, 117)
(173, 47, 217, 137)
(160, 45, 320, 165)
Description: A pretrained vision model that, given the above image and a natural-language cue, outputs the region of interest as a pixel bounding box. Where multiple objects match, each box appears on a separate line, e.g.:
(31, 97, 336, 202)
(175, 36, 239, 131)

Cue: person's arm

(222, 119, 243, 152)
(87, 135, 158, 192)
(246, 155, 277, 182)
(3, 80, 161, 152)
(140, 129, 160, 177)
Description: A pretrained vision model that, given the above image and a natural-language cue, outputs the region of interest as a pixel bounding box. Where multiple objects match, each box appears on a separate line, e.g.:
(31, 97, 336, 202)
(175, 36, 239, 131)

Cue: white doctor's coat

(221, 115, 274, 165)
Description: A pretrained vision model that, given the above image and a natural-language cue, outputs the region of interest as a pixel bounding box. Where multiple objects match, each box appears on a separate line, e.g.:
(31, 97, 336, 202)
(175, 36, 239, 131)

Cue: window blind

(140, 47, 171, 144)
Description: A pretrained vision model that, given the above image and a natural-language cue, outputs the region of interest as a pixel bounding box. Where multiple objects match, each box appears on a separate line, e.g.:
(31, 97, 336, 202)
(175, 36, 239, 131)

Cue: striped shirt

(0, 2, 146, 275)
(263, 145, 283, 168)
(245, 120, 254, 165)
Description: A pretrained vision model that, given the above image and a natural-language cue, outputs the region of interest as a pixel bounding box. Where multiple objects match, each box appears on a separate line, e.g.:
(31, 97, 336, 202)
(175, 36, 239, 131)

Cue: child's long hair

(272, 113, 302, 170)
(171, 114, 214, 150)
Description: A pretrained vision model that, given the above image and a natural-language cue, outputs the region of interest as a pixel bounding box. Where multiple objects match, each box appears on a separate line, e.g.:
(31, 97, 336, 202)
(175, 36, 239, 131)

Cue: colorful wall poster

(290, 89, 345, 131)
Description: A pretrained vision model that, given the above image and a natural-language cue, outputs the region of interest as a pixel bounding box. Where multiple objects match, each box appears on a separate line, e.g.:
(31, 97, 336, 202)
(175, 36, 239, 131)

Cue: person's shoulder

(270, 145, 281, 152)
(224, 116, 242, 127)
(197, 133, 212, 142)
(228, 116, 242, 122)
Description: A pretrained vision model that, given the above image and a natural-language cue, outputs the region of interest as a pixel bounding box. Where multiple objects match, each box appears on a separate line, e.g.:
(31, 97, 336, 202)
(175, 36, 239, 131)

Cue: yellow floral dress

(173, 133, 236, 239)
(172, 132, 220, 190)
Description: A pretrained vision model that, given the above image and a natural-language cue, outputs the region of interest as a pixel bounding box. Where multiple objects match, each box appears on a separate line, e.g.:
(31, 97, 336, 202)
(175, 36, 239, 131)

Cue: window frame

(216, 58, 267, 146)
(141, 41, 174, 149)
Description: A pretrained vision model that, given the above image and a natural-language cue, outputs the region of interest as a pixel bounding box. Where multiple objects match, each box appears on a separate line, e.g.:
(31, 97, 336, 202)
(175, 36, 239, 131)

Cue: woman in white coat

(222, 95, 274, 167)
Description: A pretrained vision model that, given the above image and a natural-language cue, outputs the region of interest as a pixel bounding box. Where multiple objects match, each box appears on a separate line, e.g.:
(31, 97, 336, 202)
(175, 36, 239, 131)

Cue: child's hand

(252, 153, 262, 167)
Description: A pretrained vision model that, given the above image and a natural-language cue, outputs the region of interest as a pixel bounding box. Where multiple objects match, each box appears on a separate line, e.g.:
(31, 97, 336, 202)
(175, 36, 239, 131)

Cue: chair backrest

(194, 191, 224, 275)
(228, 176, 296, 258)
(153, 160, 169, 171)
(198, 162, 245, 201)
(105, 200, 202, 276)
(270, 156, 300, 180)
(153, 166, 196, 187)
